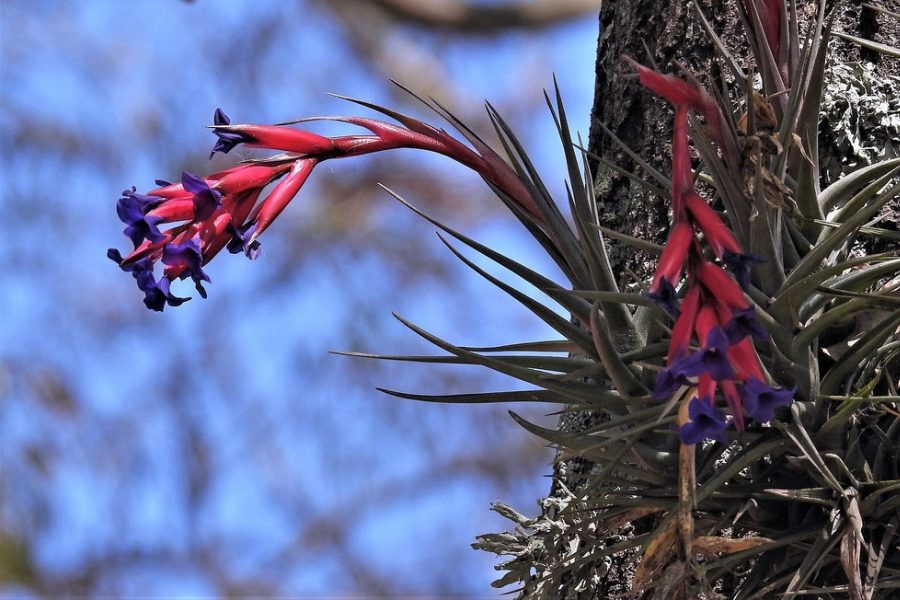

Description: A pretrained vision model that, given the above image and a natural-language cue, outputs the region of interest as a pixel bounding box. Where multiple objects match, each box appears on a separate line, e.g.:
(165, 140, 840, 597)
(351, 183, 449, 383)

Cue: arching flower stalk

(109, 102, 545, 311)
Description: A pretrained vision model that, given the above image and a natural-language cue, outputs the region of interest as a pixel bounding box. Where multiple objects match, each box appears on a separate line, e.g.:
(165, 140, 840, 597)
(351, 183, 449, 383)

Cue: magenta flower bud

(626, 58, 703, 107)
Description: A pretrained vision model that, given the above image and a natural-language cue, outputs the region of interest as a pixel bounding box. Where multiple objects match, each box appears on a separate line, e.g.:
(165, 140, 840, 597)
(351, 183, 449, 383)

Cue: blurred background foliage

(0, 0, 599, 596)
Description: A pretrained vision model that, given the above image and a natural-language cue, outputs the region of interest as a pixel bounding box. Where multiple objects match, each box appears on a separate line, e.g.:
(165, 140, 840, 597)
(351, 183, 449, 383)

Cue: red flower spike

(627, 57, 728, 147)
(196, 209, 240, 263)
(321, 117, 470, 159)
(148, 166, 243, 198)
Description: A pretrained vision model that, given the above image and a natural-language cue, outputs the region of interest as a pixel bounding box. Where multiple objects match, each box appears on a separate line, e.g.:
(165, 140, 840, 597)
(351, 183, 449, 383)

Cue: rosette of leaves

(339, 1, 899, 598)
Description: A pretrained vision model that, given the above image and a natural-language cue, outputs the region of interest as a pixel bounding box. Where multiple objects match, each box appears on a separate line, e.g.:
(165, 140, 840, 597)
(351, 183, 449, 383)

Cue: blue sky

(1, 1, 599, 596)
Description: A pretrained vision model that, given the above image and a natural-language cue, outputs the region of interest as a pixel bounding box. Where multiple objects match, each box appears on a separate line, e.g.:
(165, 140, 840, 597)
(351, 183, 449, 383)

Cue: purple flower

(226, 222, 261, 259)
(140, 276, 190, 312)
(181, 171, 222, 221)
(647, 277, 680, 317)
(723, 306, 768, 344)
(723, 250, 765, 291)
(652, 363, 692, 399)
(209, 108, 246, 158)
(162, 240, 210, 298)
(110, 247, 190, 311)
(677, 326, 734, 381)
(116, 189, 165, 248)
(741, 378, 794, 423)
(108, 249, 153, 277)
(679, 396, 729, 445)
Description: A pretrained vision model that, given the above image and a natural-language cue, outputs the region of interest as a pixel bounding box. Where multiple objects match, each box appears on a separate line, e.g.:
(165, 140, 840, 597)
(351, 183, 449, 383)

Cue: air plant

(109, 0, 899, 597)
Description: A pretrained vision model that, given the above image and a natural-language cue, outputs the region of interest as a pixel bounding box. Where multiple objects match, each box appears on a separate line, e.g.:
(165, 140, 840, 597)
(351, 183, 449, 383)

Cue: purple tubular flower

(724, 306, 768, 344)
(226, 222, 261, 259)
(140, 276, 190, 312)
(677, 326, 734, 381)
(723, 250, 765, 291)
(107, 247, 128, 267)
(117, 189, 166, 248)
(209, 109, 246, 158)
(162, 240, 210, 297)
(652, 365, 691, 399)
(741, 378, 794, 423)
(181, 171, 222, 221)
(109, 249, 156, 281)
(110, 248, 189, 310)
(647, 277, 681, 317)
(652, 350, 705, 399)
(679, 397, 729, 445)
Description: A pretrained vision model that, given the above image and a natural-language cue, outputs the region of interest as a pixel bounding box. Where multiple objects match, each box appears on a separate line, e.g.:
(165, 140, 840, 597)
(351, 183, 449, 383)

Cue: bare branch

(336, 0, 599, 32)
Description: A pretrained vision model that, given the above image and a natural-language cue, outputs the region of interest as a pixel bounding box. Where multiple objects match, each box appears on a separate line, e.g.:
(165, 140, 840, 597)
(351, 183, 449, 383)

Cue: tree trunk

(553, 3, 737, 597)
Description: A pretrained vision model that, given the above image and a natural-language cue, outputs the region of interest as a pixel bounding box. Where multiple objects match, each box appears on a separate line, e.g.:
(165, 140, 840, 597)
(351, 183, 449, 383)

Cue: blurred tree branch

(332, 0, 598, 32)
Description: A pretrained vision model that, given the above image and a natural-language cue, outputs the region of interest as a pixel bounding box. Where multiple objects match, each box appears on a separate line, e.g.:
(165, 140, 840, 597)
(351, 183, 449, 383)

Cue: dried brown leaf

(633, 518, 680, 590)
(693, 535, 775, 559)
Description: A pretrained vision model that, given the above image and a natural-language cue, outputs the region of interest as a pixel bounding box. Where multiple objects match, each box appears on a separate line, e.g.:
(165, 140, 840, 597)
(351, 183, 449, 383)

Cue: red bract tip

(743, 0, 787, 86)
(625, 57, 702, 108)
(683, 193, 741, 258)
(668, 285, 702, 362)
(652, 220, 694, 291)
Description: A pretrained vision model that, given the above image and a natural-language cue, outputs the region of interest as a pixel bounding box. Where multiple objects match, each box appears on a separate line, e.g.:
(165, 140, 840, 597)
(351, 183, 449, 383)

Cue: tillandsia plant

(109, 0, 900, 598)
